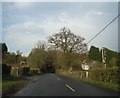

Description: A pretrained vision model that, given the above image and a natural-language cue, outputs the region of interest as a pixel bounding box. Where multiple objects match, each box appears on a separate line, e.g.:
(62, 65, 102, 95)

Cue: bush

(20, 67, 30, 76)
(89, 67, 119, 84)
(11, 68, 19, 77)
(2, 64, 11, 75)
(29, 69, 38, 75)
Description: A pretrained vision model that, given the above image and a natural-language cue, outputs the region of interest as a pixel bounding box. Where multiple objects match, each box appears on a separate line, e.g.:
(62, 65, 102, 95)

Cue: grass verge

(2, 75, 28, 96)
(79, 78, 119, 92)
(57, 71, 119, 92)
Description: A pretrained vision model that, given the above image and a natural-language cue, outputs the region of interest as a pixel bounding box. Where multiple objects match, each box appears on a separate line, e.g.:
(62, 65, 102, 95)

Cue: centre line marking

(57, 77, 60, 80)
(66, 84, 75, 92)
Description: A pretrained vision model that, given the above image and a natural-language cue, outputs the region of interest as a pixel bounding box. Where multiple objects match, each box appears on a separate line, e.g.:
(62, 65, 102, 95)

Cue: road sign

(81, 64, 90, 71)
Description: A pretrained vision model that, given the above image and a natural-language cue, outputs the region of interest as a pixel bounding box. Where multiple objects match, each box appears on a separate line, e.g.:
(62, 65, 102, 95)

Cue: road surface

(15, 73, 118, 96)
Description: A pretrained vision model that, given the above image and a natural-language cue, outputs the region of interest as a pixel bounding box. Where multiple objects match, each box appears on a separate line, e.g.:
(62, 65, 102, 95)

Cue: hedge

(11, 68, 19, 77)
(29, 69, 38, 75)
(89, 67, 119, 84)
(21, 67, 30, 76)
(2, 64, 11, 75)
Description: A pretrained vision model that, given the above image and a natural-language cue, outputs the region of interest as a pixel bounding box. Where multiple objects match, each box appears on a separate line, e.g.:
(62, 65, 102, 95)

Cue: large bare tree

(48, 27, 87, 53)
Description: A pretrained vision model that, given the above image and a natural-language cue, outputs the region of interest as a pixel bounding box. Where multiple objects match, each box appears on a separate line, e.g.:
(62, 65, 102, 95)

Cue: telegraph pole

(102, 47, 107, 68)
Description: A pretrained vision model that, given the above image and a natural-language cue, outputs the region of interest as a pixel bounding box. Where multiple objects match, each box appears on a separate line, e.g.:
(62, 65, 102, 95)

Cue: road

(15, 73, 118, 96)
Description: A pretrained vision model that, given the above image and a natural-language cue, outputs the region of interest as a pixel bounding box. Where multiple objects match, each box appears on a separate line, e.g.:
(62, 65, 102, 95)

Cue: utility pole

(102, 47, 107, 68)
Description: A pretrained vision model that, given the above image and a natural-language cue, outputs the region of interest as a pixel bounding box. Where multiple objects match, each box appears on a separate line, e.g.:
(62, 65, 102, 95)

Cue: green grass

(57, 71, 119, 92)
(2, 75, 26, 96)
(80, 78, 119, 92)
(2, 80, 21, 88)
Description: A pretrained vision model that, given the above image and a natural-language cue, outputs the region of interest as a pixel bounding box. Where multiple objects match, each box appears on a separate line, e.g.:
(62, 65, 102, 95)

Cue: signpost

(102, 47, 107, 68)
(81, 60, 90, 78)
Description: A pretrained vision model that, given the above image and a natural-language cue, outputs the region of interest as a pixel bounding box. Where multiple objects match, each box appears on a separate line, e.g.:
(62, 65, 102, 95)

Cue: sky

(1, 1, 119, 56)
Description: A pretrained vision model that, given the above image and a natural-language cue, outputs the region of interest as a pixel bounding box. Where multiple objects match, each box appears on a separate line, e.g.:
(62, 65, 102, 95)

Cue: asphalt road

(15, 73, 118, 96)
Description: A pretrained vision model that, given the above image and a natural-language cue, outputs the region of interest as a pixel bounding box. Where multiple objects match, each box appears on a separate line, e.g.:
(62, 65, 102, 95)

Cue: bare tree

(36, 40, 47, 49)
(16, 50, 22, 63)
(48, 27, 87, 53)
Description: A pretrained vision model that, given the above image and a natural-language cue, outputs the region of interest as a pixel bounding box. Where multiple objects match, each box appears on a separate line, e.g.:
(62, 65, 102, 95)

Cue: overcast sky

(1, 1, 119, 56)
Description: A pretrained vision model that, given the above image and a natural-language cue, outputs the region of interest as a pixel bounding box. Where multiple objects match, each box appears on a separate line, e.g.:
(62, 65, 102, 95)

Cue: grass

(79, 78, 119, 92)
(2, 75, 27, 96)
(57, 71, 119, 92)
(2, 80, 22, 95)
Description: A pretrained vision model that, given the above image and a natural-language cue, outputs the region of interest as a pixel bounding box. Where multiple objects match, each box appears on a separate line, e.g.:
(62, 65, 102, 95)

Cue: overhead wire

(86, 14, 120, 45)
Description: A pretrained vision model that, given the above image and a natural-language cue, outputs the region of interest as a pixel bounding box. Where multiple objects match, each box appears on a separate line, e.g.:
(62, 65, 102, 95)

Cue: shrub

(21, 67, 30, 76)
(11, 69, 17, 76)
(2, 64, 11, 75)
(89, 67, 119, 84)
(29, 69, 38, 75)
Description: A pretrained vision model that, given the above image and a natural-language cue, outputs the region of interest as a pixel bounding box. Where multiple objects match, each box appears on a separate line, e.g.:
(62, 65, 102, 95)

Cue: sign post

(102, 47, 107, 68)
(81, 60, 90, 78)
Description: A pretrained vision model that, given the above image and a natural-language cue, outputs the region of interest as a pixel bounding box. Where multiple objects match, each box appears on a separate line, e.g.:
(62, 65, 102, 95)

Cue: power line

(86, 14, 120, 45)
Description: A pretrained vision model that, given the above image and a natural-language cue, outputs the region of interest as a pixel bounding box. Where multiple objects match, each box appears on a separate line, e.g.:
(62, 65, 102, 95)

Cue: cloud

(13, 2, 28, 6)
(13, 2, 34, 9)
(3, 12, 96, 55)
(5, 13, 96, 49)
(97, 12, 103, 15)
(3, 2, 118, 55)
(85, 10, 104, 17)
(41, 12, 95, 36)
(36, 11, 118, 52)
(3, 22, 47, 55)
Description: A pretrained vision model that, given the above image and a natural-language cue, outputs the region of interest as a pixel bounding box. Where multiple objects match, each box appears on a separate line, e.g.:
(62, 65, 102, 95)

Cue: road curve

(14, 73, 118, 96)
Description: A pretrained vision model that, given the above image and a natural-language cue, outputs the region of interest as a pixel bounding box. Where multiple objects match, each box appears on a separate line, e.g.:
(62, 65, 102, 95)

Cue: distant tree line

(0, 43, 27, 65)
(28, 27, 119, 72)
(1, 27, 119, 75)
(28, 27, 88, 72)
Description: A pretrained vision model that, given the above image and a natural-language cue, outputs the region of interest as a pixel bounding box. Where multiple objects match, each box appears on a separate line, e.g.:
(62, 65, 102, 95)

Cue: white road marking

(66, 84, 75, 92)
(57, 77, 60, 80)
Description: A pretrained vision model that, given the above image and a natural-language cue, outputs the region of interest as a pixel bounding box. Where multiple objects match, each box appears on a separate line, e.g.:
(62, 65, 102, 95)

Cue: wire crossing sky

(2, 2, 118, 56)
(86, 14, 119, 45)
